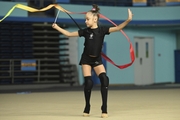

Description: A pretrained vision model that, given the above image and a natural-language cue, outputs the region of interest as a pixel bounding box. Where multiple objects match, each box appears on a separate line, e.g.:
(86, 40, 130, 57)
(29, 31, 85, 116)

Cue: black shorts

(79, 53, 103, 67)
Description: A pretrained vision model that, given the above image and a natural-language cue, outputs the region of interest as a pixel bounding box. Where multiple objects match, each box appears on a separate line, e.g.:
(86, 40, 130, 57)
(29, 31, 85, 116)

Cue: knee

(99, 73, 109, 87)
(84, 76, 93, 90)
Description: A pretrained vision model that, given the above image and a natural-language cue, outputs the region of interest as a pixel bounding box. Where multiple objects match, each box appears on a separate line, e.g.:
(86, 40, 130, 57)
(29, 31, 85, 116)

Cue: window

(135, 42, 138, 58)
(146, 42, 149, 58)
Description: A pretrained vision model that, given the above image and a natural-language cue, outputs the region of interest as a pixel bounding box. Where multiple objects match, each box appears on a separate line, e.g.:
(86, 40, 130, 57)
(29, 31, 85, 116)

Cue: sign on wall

(133, 0, 147, 6)
(21, 60, 36, 71)
(166, 0, 180, 5)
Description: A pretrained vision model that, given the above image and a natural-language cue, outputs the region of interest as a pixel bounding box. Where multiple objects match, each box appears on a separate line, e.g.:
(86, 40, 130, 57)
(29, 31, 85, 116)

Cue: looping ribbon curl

(0, 3, 135, 69)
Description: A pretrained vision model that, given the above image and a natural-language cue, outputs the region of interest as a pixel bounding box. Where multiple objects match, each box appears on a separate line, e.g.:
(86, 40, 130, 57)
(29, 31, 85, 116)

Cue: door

(134, 37, 154, 85)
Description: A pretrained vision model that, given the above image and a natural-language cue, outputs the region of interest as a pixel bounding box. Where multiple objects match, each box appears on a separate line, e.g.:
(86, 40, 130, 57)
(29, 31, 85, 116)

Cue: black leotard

(78, 26, 110, 67)
(78, 26, 110, 56)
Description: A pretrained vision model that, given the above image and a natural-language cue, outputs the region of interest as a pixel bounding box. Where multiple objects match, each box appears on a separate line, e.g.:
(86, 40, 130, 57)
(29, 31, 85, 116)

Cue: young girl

(52, 4, 133, 118)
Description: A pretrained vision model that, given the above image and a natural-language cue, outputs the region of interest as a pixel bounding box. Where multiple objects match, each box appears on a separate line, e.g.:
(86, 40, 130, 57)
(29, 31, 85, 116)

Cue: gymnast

(52, 4, 133, 118)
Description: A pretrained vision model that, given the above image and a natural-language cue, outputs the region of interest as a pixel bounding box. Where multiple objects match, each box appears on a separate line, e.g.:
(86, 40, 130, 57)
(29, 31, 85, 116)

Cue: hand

(52, 23, 58, 29)
(127, 8, 133, 21)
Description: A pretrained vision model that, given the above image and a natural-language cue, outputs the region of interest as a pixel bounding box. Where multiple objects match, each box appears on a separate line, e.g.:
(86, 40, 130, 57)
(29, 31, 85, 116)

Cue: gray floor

(0, 86, 180, 120)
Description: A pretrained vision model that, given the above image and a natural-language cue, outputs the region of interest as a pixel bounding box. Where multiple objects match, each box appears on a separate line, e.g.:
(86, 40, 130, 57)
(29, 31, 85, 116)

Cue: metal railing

(0, 59, 77, 85)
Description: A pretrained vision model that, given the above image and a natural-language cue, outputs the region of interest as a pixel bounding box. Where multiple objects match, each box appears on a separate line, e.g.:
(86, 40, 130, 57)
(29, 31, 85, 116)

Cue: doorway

(134, 37, 154, 85)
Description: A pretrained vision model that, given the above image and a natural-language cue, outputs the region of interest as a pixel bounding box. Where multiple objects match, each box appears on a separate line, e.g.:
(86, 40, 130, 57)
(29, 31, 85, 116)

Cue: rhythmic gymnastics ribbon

(0, 4, 135, 69)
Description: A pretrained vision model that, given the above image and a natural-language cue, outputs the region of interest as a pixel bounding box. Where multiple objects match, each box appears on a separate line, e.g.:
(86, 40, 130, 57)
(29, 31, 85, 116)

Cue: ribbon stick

(0, 3, 135, 69)
(54, 10, 60, 23)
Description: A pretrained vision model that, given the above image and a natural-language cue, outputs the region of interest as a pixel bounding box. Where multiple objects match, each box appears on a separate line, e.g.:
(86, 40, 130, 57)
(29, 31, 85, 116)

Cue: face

(85, 12, 98, 27)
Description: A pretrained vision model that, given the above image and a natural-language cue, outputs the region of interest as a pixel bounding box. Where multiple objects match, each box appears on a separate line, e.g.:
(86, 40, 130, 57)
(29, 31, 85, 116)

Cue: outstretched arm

(52, 23, 79, 37)
(109, 9, 133, 33)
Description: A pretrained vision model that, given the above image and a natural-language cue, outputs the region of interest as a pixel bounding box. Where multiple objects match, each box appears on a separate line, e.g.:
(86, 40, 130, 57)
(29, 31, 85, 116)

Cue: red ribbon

(99, 14, 135, 69)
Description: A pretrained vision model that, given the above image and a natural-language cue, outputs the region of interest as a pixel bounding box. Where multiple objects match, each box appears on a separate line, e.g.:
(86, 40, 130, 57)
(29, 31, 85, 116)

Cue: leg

(94, 65, 109, 118)
(99, 73, 109, 113)
(82, 64, 93, 116)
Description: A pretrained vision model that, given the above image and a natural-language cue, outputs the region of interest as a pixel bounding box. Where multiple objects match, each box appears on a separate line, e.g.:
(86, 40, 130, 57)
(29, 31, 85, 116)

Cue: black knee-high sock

(99, 73, 109, 113)
(83, 76, 93, 113)
(101, 86, 108, 113)
(83, 89, 91, 113)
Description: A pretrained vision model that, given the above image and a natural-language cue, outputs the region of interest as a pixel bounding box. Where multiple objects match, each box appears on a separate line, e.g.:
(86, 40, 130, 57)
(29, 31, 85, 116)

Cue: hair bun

(92, 8, 96, 11)
(92, 4, 100, 12)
